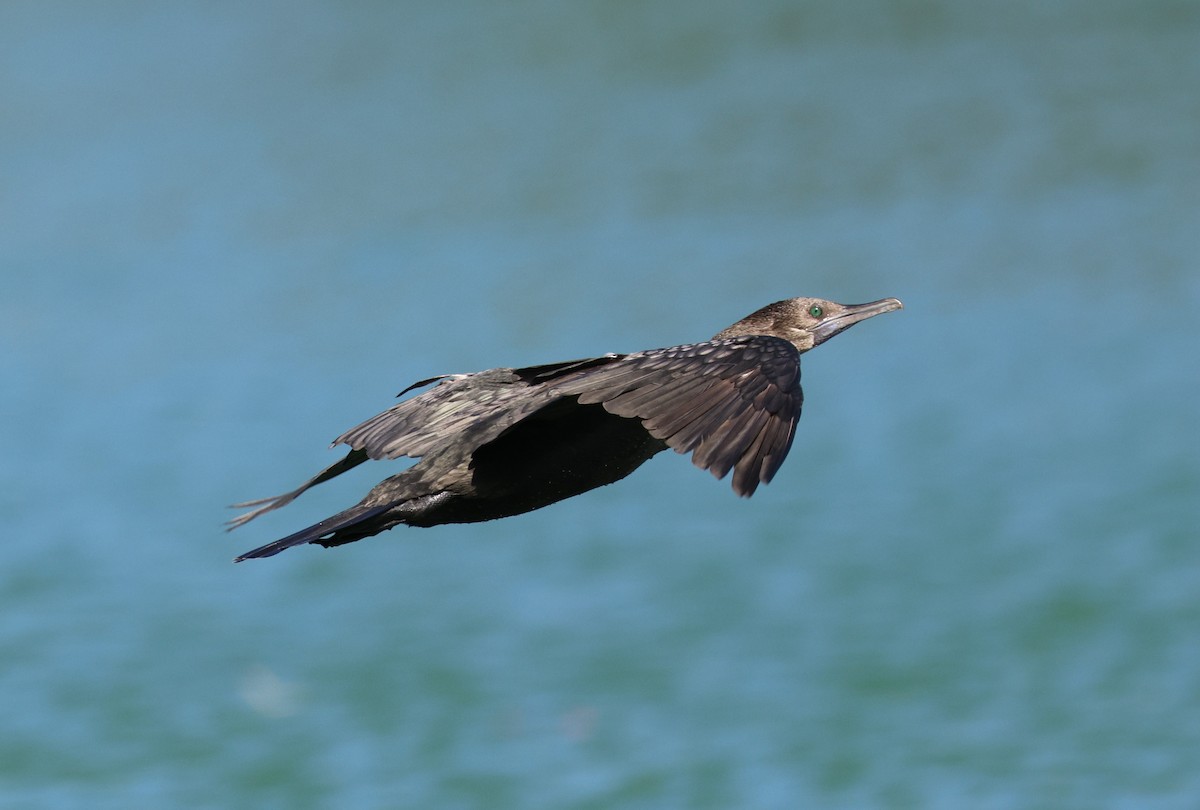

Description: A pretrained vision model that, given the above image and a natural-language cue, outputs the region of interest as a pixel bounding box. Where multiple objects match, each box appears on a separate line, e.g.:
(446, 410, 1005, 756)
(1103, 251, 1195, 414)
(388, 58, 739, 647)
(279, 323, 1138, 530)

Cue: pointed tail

(233, 503, 392, 562)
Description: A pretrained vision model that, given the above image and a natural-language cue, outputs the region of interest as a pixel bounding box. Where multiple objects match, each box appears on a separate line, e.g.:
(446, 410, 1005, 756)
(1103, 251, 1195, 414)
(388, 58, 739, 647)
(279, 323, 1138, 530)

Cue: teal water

(3, 2, 1198, 808)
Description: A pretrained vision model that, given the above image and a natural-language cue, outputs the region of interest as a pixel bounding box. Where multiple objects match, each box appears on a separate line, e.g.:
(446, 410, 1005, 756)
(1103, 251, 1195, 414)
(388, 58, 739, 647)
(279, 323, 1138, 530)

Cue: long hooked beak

(810, 298, 903, 346)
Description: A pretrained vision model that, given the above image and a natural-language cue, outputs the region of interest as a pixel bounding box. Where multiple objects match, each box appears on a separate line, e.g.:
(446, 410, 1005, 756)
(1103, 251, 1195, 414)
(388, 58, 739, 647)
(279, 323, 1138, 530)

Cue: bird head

(715, 297, 903, 353)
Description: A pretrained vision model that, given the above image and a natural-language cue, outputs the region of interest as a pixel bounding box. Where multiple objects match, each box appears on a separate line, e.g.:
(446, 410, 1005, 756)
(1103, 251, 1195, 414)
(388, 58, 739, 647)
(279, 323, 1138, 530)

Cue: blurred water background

(2, 1, 1198, 807)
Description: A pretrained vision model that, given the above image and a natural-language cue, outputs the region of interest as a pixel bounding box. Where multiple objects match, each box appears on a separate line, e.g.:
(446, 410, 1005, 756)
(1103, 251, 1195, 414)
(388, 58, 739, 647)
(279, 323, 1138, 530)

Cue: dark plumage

(229, 296, 902, 561)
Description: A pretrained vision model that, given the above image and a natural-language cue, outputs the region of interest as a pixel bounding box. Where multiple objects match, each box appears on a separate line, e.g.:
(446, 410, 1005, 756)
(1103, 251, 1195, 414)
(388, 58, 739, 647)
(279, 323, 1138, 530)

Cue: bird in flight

(229, 296, 902, 561)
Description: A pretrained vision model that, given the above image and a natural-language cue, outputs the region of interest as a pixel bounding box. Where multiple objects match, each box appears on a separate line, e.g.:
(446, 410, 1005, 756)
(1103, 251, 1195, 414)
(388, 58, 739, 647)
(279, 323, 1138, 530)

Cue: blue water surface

(2, 2, 1198, 808)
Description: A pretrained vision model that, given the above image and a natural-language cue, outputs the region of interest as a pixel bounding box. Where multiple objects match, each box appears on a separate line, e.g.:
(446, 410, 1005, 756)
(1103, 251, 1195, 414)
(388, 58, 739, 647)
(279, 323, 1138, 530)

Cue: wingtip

(730, 477, 759, 498)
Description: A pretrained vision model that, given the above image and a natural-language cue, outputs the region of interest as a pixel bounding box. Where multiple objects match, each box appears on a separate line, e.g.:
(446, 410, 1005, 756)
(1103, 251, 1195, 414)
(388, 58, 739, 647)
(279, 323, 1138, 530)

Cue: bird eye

(808, 305, 824, 318)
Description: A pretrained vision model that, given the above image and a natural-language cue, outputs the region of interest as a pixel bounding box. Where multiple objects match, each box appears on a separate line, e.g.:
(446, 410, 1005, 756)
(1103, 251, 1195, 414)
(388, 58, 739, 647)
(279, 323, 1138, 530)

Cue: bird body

(230, 297, 901, 561)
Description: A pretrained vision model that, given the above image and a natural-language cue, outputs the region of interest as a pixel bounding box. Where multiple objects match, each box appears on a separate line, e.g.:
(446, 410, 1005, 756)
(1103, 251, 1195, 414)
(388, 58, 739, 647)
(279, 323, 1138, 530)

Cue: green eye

(808, 304, 824, 318)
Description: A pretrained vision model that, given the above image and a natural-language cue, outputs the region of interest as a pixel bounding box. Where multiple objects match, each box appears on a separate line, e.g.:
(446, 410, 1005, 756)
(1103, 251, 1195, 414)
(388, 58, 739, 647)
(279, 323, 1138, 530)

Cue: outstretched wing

(333, 355, 622, 460)
(229, 356, 622, 529)
(551, 336, 803, 496)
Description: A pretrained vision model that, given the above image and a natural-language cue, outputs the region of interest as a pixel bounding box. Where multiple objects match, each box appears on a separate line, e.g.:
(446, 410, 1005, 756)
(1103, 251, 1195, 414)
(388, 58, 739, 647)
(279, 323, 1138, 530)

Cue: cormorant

(229, 296, 902, 561)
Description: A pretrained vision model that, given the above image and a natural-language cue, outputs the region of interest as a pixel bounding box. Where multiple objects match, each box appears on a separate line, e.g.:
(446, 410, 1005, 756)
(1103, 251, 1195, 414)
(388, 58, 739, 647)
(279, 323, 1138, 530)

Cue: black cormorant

(230, 296, 902, 561)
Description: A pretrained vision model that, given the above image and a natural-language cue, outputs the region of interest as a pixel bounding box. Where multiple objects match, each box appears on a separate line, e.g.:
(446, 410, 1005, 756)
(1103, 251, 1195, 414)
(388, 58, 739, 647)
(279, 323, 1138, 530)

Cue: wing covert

(332, 356, 623, 460)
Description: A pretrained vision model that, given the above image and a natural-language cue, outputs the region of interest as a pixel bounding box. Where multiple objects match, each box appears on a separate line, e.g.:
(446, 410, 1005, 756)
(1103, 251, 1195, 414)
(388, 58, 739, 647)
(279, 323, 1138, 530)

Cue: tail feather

(233, 503, 391, 562)
(226, 449, 370, 531)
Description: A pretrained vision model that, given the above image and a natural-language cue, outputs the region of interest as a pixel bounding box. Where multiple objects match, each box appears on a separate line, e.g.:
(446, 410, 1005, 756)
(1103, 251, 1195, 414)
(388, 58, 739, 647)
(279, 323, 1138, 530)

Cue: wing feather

(694, 404, 768, 478)
(552, 336, 803, 495)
